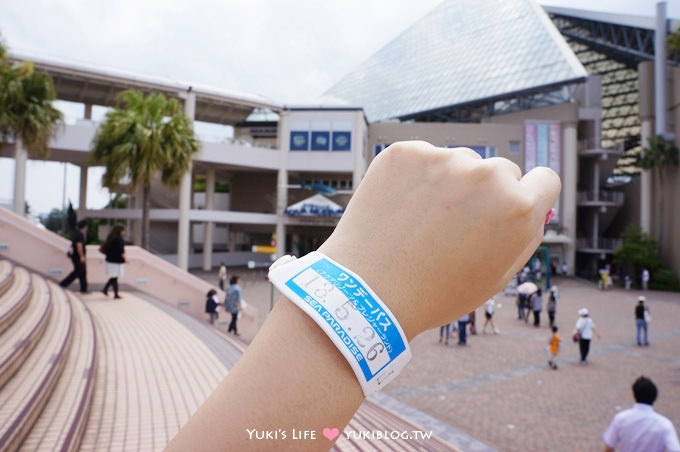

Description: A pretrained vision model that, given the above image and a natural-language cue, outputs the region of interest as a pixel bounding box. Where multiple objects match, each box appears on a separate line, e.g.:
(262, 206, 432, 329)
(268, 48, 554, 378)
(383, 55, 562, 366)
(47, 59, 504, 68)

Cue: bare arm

(604, 444, 614, 452)
(165, 141, 560, 451)
(75, 242, 85, 263)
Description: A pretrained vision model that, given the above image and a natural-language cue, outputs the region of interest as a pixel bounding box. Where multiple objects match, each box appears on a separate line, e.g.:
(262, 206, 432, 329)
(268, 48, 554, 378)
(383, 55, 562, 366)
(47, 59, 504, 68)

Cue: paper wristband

(268, 251, 411, 396)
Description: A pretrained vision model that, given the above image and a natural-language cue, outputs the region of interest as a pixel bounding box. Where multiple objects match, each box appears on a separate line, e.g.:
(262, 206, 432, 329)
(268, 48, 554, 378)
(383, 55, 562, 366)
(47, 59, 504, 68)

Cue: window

(509, 140, 521, 154)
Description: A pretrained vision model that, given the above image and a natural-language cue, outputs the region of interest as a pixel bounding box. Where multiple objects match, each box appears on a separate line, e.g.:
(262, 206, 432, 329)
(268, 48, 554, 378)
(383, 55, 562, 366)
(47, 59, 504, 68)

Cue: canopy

(284, 194, 344, 217)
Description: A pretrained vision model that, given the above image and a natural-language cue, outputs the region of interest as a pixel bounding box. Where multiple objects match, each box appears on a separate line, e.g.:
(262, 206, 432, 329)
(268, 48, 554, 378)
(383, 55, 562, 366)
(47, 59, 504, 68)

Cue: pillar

(638, 61, 654, 234)
(177, 90, 196, 271)
(563, 122, 577, 276)
(275, 111, 289, 258)
(13, 142, 27, 215)
(78, 165, 88, 219)
(202, 167, 215, 271)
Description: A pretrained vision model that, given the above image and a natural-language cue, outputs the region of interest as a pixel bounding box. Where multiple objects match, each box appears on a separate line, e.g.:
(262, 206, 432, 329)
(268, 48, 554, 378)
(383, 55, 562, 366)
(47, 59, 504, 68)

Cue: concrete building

(2, 0, 679, 282)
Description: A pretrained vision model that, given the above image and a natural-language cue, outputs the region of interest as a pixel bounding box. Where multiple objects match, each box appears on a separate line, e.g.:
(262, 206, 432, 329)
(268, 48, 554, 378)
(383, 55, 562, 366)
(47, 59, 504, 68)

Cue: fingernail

(545, 208, 556, 225)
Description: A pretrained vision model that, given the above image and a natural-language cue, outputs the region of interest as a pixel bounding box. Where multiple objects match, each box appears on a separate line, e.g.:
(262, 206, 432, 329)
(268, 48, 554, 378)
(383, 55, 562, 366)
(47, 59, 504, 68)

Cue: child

(205, 289, 220, 325)
(548, 326, 560, 370)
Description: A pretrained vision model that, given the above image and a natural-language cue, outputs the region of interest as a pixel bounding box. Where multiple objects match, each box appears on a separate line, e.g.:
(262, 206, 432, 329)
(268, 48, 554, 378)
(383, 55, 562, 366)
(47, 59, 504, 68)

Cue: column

(78, 165, 88, 219)
(84, 103, 93, 120)
(638, 61, 654, 234)
(13, 142, 27, 215)
(202, 167, 215, 271)
(275, 111, 289, 258)
(563, 122, 577, 276)
(177, 90, 196, 271)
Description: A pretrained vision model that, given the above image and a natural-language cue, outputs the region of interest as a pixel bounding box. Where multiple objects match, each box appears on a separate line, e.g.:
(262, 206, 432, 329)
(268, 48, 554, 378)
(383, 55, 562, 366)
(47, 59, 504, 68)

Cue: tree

(0, 37, 63, 158)
(613, 225, 661, 288)
(91, 89, 200, 249)
(638, 135, 679, 251)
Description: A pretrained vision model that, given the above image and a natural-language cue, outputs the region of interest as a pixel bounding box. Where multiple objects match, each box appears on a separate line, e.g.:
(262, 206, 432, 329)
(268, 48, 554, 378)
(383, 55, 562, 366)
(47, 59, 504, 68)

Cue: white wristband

(268, 251, 411, 396)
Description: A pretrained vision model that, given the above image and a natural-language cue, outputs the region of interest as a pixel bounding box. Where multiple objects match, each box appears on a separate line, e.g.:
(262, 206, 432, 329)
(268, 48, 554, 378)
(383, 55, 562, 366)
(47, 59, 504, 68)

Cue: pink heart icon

(322, 427, 340, 441)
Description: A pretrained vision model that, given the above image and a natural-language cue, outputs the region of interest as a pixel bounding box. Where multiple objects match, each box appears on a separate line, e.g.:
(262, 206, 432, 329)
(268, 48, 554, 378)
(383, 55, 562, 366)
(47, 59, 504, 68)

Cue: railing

(577, 138, 624, 153)
(576, 237, 622, 251)
(577, 190, 624, 204)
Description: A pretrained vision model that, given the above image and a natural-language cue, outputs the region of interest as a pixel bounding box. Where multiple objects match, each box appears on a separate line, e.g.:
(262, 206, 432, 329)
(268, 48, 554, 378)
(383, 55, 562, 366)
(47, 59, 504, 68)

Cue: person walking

(548, 326, 560, 370)
(547, 286, 558, 328)
(635, 296, 650, 346)
(574, 308, 601, 365)
(482, 297, 499, 334)
(532, 288, 543, 327)
(439, 323, 451, 345)
(457, 313, 470, 345)
(59, 220, 89, 293)
(641, 268, 650, 290)
(225, 275, 243, 336)
(101, 224, 126, 299)
(603, 376, 680, 452)
(218, 262, 227, 291)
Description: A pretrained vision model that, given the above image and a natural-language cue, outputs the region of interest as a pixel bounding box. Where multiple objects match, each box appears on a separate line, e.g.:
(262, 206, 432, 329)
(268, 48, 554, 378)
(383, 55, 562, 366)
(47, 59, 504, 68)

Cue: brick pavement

(192, 270, 680, 452)
(385, 277, 680, 452)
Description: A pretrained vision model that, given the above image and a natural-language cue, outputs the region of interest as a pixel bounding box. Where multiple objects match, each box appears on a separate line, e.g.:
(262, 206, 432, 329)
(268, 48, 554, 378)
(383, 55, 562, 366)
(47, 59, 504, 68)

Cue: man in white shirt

(603, 376, 680, 452)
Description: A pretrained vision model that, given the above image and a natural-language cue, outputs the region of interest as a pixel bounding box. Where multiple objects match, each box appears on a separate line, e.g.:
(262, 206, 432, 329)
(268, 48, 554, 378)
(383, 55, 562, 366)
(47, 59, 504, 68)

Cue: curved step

(0, 273, 50, 389)
(0, 267, 32, 336)
(0, 276, 73, 452)
(18, 288, 97, 452)
(0, 261, 14, 297)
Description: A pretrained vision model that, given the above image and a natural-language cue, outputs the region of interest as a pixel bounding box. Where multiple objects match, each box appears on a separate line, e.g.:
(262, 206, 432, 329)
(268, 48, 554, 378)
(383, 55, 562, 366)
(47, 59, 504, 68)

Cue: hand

(80, 256, 86, 263)
(318, 141, 560, 339)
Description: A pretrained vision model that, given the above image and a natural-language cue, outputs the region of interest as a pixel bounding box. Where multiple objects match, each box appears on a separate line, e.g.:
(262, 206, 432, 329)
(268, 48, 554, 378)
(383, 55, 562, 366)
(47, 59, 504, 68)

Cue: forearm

(165, 297, 364, 451)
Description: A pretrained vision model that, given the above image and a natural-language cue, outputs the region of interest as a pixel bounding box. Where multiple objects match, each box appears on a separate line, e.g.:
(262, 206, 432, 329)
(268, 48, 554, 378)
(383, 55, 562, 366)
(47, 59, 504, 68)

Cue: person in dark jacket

(60, 219, 89, 293)
(101, 224, 126, 299)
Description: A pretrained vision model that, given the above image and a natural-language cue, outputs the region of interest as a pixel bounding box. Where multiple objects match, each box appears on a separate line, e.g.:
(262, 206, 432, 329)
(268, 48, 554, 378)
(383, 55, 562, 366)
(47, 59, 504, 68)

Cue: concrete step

(0, 276, 73, 452)
(0, 266, 32, 336)
(0, 273, 50, 389)
(18, 287, 97, 452)
(0, 261, 14, 297)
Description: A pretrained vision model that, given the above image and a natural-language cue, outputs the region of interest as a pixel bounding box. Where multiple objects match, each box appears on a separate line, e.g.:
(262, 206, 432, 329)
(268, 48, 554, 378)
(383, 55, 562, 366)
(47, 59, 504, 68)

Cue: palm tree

(638, 135, 679, 252)
(0, 39, 63, 157)
(91, 89, 200, 249)
(0, 38, 63, 214)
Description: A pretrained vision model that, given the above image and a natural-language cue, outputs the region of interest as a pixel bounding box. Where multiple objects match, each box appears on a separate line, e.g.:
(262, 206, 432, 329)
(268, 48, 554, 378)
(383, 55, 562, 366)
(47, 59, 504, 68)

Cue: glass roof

(324, 0, 587, 122)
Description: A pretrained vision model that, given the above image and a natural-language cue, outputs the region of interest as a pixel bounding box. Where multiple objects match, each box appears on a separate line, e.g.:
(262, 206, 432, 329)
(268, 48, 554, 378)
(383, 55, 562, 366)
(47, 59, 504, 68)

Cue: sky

(0, 0, 678, 215)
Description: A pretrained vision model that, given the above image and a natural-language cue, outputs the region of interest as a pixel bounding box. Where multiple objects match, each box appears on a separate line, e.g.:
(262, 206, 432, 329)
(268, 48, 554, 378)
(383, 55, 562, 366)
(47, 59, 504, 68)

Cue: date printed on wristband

(268, 252, 411, 395)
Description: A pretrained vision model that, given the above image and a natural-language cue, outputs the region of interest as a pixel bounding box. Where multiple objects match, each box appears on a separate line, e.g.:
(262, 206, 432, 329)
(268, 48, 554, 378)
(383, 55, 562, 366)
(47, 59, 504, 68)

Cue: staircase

(0, 260, 97, 452)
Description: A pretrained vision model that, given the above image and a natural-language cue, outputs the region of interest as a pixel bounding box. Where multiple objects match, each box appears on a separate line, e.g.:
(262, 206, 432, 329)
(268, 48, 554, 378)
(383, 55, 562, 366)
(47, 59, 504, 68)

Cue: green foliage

(90, 89, 200, 248)
(613, 225, 661, 287)
(41, 208, 66, 233)
(90, 89, 199, 190)
(0, 38, 63, 157)
(669, 28, 680, 61)
(649, 269, 680, 292)
(638, 135, 679, 171)
(193, 174, 230, 193)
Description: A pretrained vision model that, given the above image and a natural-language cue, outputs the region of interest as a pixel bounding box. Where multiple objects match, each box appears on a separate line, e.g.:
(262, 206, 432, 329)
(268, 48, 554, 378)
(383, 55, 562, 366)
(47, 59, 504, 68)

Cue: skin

(165, 141, 561, 452)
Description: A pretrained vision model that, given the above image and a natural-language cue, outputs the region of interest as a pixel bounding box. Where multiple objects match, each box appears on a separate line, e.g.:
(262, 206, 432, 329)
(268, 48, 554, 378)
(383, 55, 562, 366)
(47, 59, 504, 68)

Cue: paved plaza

(197, 270, 680, 452)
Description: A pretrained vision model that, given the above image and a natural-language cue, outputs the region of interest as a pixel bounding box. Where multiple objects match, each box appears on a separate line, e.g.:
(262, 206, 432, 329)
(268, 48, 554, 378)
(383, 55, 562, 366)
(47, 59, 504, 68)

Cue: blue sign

(311, 131, 330, 151)
(332, 131, 351, 151)
(290, 131, 309, 151)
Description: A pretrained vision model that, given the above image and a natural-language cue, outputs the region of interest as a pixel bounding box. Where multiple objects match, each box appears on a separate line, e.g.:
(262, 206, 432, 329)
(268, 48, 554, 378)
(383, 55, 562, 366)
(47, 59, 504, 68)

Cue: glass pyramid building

(324, 0, 588, 122)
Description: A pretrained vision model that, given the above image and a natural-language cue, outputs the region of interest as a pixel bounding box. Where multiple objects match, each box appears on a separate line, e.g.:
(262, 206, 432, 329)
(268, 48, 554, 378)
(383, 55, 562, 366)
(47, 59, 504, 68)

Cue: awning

(285, 194, 344, 217)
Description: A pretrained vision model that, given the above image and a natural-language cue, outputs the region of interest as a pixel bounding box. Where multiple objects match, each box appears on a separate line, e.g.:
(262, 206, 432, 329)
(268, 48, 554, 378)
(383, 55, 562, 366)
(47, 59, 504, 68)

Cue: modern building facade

(2, 0, 679, 281)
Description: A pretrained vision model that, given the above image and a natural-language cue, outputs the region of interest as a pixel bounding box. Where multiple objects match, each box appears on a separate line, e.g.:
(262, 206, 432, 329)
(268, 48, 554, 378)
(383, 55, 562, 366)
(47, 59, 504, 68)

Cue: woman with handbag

(101, 224, 126, 299)
(574, 308, 601, 365)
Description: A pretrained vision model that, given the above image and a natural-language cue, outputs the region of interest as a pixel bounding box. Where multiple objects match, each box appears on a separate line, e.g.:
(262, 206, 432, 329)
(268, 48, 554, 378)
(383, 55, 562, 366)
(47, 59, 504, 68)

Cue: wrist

(316, 243, 420, 341)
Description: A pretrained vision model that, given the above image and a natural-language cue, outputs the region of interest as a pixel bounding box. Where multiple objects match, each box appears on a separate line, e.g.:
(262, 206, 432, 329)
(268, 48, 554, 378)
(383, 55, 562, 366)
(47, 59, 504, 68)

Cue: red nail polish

(545, 208, 556, 224)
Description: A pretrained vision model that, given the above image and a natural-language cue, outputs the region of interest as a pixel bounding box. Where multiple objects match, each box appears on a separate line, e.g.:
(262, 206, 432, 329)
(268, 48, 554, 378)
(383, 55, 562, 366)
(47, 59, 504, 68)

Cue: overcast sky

(1, 0, 678, 214)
